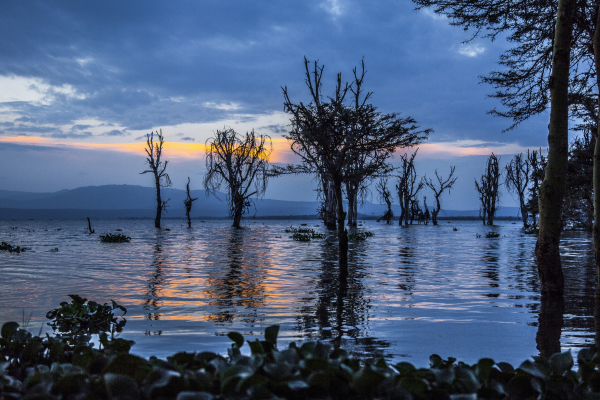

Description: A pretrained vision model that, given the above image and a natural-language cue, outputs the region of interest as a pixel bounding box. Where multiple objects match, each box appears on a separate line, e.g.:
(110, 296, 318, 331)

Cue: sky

(0, 1, 553, 210)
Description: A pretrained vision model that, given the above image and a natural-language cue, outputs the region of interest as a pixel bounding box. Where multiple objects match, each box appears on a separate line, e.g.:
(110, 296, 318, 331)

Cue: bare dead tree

(183, 177, 198, 228)
(396, 150, 423, 226)
(505, 153, 531, 228)
(375, 177, 394, 224)
(204, 127, 272, 228)
(475, 153, 501, 225)
(424, 166, 457, 225)
(282, 57, 429, 273)
(141, 130, 171, 229)
(527, 149, 547, 229)
(423, 196, 430, 225)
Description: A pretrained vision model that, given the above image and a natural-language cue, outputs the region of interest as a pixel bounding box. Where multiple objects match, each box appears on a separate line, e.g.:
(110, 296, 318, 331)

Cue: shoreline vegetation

(2, 297, 600, 399)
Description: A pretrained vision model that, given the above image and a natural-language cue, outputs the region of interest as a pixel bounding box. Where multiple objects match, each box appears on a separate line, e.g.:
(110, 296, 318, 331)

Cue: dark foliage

(99, 234, 131, 243)
(0, 242, 25, 253)
(4, 319, 600, 400)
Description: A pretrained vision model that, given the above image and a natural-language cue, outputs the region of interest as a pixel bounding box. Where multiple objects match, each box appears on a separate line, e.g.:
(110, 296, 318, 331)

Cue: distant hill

(0, 185, 520, 220)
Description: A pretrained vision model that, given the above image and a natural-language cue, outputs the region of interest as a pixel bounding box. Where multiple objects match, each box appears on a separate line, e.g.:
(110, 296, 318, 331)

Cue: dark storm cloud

(0, 1, 546, 146)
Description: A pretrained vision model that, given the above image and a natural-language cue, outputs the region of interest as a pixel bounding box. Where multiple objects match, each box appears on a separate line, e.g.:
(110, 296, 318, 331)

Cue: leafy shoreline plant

(2, 319, 600, 399)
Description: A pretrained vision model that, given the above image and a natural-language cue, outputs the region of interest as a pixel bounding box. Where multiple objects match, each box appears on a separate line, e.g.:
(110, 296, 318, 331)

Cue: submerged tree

(183, 177, 198, 229)
(475, 154, 501, 226)
(505, 154, 531, 228)
(282, 58, 428, 272)
(526, 149, 547, 229)
(141, 130, 171, 229)
(376, 177, 394, 224)
(203, 127, 272, 228)
(563, 127, 594, 230)
(424, 166, 457, 226)
(396, 150, 423, 226)
(411, 0, 589, 295)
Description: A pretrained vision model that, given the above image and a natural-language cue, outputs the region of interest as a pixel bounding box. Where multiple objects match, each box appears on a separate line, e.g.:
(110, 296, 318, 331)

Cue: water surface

(0, 219, 595, 366)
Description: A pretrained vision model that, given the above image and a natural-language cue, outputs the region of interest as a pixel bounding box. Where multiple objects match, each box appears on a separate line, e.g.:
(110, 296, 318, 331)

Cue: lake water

(0, 218, 596, 367)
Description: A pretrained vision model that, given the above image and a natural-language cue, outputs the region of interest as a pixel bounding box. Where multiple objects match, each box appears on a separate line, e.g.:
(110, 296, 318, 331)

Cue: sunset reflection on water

(0, 219, 595, 366)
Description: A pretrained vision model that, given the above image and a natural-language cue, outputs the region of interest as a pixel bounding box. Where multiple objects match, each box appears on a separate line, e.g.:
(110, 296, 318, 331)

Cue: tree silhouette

(140, 130, 171, 229)
(183, 177, 198, 228)
(203, 127, 272, 228)
(375, 177, 394, 224)
(505, 154, 530, 228)
(424, 166, 457, 226)
(282, 57, 428, 272)
(475, 153, 501, 225)
(396, 150, 423, 226)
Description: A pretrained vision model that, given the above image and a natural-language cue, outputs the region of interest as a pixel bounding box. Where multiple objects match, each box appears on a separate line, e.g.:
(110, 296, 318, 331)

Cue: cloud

(203, 102, 241, 111)
(180, 136, 195, 141)
(14, 116, 36, 123)
(50, 131, 93, 139)
(457, 43, 486, 57)
(259, 124, 288, 134)
(101, 129, 130, 137)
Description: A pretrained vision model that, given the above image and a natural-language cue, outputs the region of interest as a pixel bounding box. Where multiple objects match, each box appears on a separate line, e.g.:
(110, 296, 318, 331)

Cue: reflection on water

(0, 219, 596, 366)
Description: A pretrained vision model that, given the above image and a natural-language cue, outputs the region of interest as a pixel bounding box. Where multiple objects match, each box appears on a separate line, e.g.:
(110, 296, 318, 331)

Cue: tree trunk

(347, 183, 356, 227)
(154, 171, 162, 229)
(325, 180, 337, 229)
(593, 2, 600, 279)
(536, 0, 574, 296)
(334, 180, 348, 276)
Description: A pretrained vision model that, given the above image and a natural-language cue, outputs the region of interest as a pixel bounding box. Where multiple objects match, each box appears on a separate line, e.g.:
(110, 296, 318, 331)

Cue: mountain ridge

(0, 184, 520, 219)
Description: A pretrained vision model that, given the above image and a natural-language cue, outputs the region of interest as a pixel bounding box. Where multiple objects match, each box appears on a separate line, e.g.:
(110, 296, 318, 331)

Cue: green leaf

(354, 365, 386, 395)
(394, 362, 416, 376)
(476, 358, 495, 382)
(549, 350, 573, 375)
(517, 360, 547, 379)
(248, 340, 265, 355)
(397, 376, 428, 398)
(227, 332, 244, 348)
(265, 325, 279, 345)
(1, 321, 19, 339)
(430, 354, 443, 369)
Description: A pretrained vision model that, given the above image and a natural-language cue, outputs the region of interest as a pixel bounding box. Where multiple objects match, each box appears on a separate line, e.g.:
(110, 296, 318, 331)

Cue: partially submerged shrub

(286, 227, 325, 241)
(46, 294, 128, 347)
(2, 319, 600, 400)
(348, 231, 374, 241)
(0, 242, 24, 253)
(485, 232, 501, 238)
(99, 233, 131, 243)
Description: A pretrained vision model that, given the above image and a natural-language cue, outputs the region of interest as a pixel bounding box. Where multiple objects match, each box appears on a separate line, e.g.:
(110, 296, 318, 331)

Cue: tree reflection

(144, 234, 166, 324)
(536, 295, 564, 358)
(295, 231, 387, 360)
(203, 227, 267, 323)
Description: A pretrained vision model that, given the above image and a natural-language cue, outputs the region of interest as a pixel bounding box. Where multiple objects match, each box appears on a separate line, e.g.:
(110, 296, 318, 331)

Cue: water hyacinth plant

(46, 294, 128, 347)
(2, 318, 600, 399)
(285, 227, 325, 242)
(0, 242, 25, 253)
(347, 231, 374, 241)
(99, 233, 131, 243)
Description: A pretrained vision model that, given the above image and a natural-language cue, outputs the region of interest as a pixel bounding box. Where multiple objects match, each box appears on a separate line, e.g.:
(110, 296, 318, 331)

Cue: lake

(0, 218, 595, 367)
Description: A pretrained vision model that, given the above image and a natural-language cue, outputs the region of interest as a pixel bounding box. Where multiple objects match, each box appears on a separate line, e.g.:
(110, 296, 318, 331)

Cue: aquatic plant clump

(286, 226, 325, 241)
(0, 242, 25, 253)
(348, 231, 374, 241)
(2, 320, 600, 400)
(99, 233, 131, 243)
(485, 232, 501, 238)
(46, 294, 128, 347)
